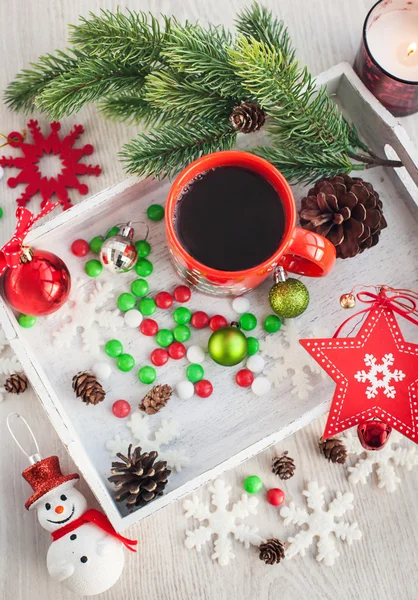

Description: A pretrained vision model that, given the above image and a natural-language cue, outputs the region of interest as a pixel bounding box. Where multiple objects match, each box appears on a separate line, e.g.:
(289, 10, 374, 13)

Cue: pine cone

(72, 371, 105, 406)
(139, 384, 172, 414)
(108, 444, 171, 509)
(319, 437, 347, 464)
(299, 174, 387, 259)
(259, 538, 285, 565)
(4, 373, 28, 394)
(272, 451, 295, 480)
(229, 102, 266, 133)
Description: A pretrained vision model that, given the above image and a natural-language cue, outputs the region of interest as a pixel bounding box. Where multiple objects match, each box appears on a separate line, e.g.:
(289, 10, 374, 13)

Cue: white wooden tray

(1, 63, 418, 532)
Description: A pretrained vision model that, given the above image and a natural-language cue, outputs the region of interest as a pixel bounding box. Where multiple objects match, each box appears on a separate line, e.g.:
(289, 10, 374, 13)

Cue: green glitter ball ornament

(269, 269, 309, 319)
(208, 324, 248, 367)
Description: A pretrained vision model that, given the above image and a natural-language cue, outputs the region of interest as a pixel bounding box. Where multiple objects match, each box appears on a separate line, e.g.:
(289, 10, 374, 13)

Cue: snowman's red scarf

(51, 509, 137, 552)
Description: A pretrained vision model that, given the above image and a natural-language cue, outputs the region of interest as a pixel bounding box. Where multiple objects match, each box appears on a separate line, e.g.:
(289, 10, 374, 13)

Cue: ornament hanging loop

(273, 265, 287, 284)
(6, 413, 42, 465)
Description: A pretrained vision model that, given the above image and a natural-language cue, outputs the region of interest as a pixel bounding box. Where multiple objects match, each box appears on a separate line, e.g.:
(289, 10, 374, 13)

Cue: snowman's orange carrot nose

(55, 505, 64, 514)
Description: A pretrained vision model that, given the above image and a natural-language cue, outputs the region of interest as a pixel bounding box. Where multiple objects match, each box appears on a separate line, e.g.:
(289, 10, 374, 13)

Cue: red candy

(195, 380, 213, 398)
(236, 369, 254, 387)
(71, 239, 89, 257)
(209, 314, 228, 331)
(168, 341, 186, 360)
(173, 285, 191, 303)
(151, 348, 169, 366)
(140, 318, 159, 336)
(266, 488, 285, 507)
(112, 399, 131, 418)
(155, 291, 173, 309)
(191, 311, 210, 329)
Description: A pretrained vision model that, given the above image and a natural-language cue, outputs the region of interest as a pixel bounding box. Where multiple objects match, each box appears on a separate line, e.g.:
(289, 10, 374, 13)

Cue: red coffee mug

(166, 151, 336, 296)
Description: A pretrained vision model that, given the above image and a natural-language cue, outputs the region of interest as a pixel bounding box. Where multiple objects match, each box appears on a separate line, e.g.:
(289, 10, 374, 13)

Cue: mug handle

(279, 227, 336, 277)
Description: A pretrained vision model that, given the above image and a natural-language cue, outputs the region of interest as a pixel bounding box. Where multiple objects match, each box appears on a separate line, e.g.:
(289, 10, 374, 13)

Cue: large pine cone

(72, 371, 105, 406)
(319, 437, 347, 464)
(229, 102, 266, 133)
(108, 444, 171, 509)
(272, 451, 295, 480)
(259, 538, 286, 564)
(139, 384, 172, 414)
(299, 174, 387, 259)
(4, 373, 28, 394)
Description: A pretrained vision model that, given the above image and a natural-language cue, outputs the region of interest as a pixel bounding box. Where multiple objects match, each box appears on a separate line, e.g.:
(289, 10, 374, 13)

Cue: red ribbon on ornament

(333, 288, 418, 338)
(0, 202, 60, 276)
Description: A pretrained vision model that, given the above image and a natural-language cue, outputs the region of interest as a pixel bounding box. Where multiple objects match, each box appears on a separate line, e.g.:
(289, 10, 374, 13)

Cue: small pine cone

(272, 451, 296, 480)
(319, 437, 347, 464)
(259, 538, 285, 565)
(72, 371, 105, 406)
(229, 102, 266, 133)
(139, 384, 172, 414)
(4, 373, 28, 394)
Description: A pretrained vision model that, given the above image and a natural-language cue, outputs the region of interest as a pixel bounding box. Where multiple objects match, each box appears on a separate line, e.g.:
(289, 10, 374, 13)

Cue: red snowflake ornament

(300, 303, 418, 444)
(0, 120, 101, 210)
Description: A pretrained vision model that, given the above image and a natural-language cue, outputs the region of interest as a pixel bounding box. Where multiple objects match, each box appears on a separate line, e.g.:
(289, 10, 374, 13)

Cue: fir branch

(99, 94, 162, 127)
(120, 121, 237, 179)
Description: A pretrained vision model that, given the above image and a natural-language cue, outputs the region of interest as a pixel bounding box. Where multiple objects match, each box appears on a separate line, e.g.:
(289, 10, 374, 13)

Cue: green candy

(147, 204, 165, 221)
(135, 240, 151, 258)
(173, 306, 192, 325)
(138, 366, 157, 384)
(135, 258, 153, 277)
(117, 353, 135, 372)
(243, 475, 263, 494)
(105, 225, 120, 238)
(0, 207, 3, 219)
(186, 363, 204, 383)
(89, 236, 104, 254)
(239, 313, 257, 331)
(117, 293, 136, 312)
(85, 259, 103, 277)
(269, 278, 310, 319)
(138, 297, 156, 316)
(264, 315, 282, 333)
(173, 325, 191, 342)
(105, 339, 123, 358)
(18, 314, 36, 328)
(155, 329, 174, 348)
(246, 337, 260, 356)
(131, 278, 149, 297)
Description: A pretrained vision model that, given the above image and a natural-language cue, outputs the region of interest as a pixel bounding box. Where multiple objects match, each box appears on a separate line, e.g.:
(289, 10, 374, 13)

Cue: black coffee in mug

(174, 166, 285, 272)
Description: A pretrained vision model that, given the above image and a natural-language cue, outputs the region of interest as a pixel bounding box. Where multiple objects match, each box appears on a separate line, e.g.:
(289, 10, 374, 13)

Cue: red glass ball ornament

(140, 318, 159, 336)
(3, 249, 71, 316)
(357, 419, 392, 451)
(155, 291, 173, 309)
(210, 314, 228, 331)
(112, 399, 131, 418)
(150, 348, 169, 367)
(71, 239, 89, 257)
(173, 285, 191, 303)
(191, 311, 210, 329)
(168, 341, 186, 360)
(236, 369, 254, 387)
(195, 379, 213, 398)
(266, 488, 285, 507)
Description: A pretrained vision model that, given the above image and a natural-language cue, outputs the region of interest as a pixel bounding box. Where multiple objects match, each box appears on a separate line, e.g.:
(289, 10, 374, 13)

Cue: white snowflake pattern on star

(280, 481, 361, 566)
(343, 430, 418, 492)
(261, 321, 326, 399)
(354, 353, 405, 399)
(50, 278, 124, 352)
(183, 479, 264, 566)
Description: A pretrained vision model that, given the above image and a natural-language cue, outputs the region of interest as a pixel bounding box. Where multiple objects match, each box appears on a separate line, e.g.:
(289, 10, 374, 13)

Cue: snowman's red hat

(22, 455, 79, 510)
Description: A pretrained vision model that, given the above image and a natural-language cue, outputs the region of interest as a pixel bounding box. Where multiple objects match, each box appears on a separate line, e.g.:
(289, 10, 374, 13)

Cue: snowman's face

(34, 482, 88, 532)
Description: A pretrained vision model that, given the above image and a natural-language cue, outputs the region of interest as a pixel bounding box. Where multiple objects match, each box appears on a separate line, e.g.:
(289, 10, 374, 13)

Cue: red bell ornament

(3, 248, 71, 316)
(357, 419, 392, 451)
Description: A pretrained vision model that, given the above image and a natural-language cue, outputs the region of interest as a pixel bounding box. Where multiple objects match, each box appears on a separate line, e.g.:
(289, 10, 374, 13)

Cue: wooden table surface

(1, 1, 417, 599)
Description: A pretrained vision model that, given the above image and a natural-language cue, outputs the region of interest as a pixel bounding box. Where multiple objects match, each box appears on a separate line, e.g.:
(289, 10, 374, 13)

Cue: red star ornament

(300, 304, 418, 443)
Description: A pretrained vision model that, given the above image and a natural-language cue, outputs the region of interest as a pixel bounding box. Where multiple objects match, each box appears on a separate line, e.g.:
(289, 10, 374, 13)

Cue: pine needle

(99, 94, 162, 127)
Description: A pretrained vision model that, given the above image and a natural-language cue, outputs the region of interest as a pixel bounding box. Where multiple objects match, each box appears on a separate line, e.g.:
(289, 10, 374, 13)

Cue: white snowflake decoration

(0, 328, 22, 400)
(280, 481, 361, 566)
(354, 353, 405, 399)
(343, 430, 418, 492)
(50, 278, 124, 352)
(261, 321, 325, 399)
(183, 479, 264, 566)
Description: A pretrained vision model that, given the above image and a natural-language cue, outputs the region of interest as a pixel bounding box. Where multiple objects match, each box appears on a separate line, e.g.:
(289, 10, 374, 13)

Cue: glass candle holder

(355, 0, 418, 117)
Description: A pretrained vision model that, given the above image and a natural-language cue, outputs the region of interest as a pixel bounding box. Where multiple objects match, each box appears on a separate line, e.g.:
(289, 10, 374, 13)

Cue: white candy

(246, 354, 265, 373)
(251, 376, 272, 396)
(124, 309, 143, 328)
(176, 380, 195, 400)
(232, 296, 250, 314)
(187, 345, 206, 364)
(92, 361, 112, 380)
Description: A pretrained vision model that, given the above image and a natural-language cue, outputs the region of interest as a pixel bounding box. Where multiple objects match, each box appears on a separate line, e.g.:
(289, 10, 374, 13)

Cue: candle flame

(407, 42, 417, 57)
